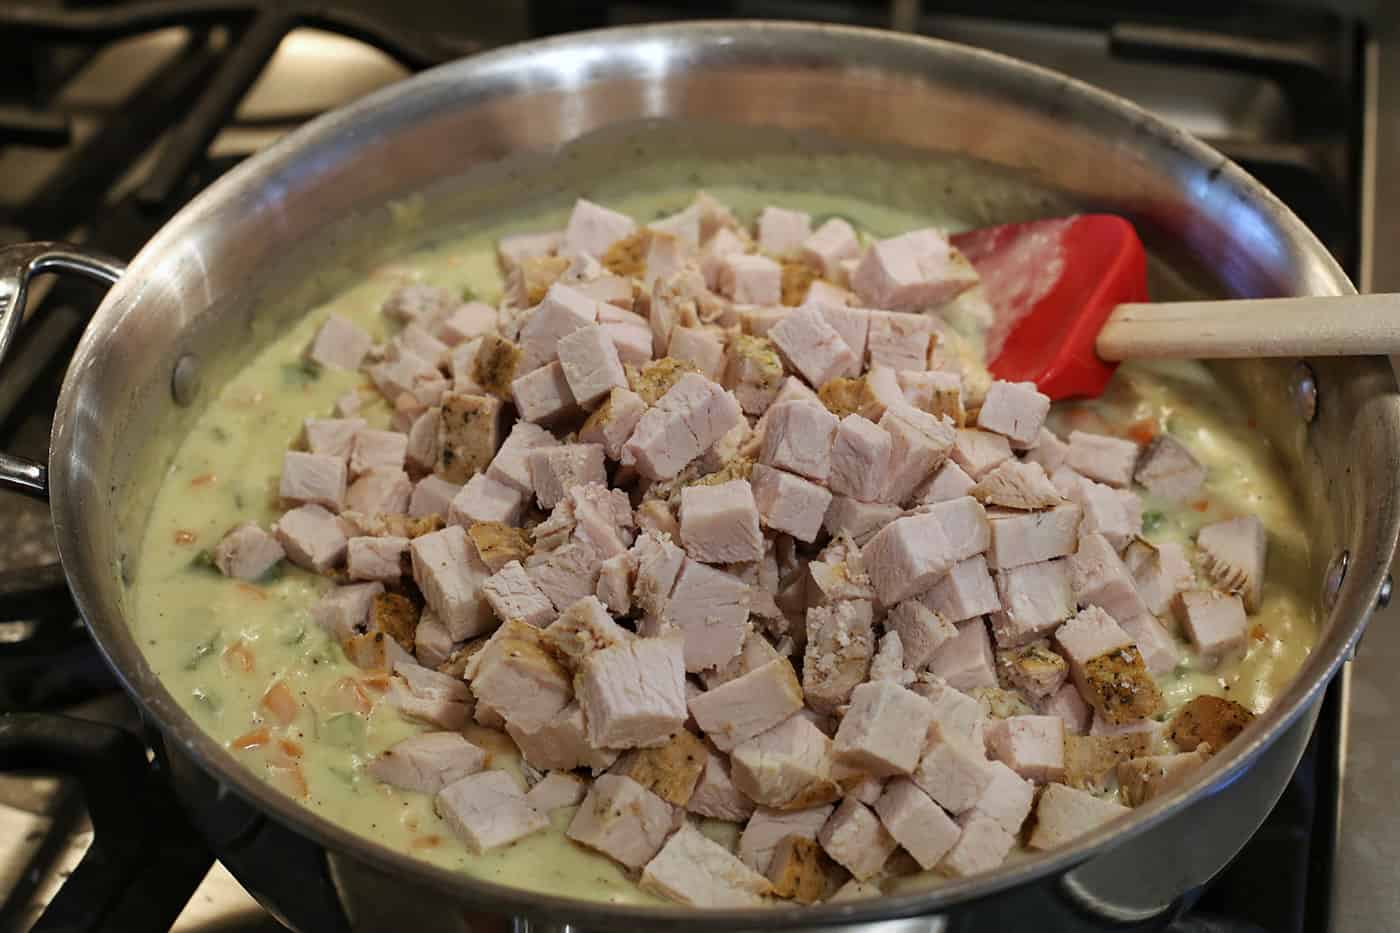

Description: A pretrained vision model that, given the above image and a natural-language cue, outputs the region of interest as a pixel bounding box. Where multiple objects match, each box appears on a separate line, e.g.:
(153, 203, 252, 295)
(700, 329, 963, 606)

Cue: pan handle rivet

(1291, 362, 1317, 423)
(1378, 575, 1393, 610)
(172, 354, 200, 406)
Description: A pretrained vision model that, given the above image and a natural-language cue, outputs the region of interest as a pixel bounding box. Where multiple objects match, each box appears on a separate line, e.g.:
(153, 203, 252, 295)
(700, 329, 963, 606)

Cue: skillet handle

(0, 242, 125, 500)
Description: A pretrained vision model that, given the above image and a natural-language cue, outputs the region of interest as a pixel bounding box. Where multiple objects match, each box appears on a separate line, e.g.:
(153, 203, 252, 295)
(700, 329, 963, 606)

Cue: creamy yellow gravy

(130, 183, 1316, 904)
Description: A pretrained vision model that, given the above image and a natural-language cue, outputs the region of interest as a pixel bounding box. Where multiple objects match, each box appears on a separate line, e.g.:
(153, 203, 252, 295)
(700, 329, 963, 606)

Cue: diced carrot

(223, 640, 255, 673)
(267, 763, 308, 798)
(360, 674, 392, 694)
(234, 581, 268, 601)
(278, 738, 304, 759)
(260, 679, 299, 727)
(190, 472, 217, 488)
(1251, 624, 1268, 642)
(174, 529, 198, 545)
(410, 835, 443, 850)
(1126, 418, 1158, 446)
(1192, 499, 1211, 513)
(325, 677, 373, 715)
(232, 727, 270, 751)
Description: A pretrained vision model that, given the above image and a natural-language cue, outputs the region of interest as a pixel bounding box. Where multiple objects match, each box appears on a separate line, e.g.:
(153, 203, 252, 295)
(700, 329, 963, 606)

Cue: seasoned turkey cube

(751, 464, 832, 543)
(608, 729, 708, 805)
(1117, 747, 1211, 806)
(481, 560, 556, 629)
(765, 836, 832, 904)
(983, 715, 1065, 783)
(916, 460, 976, 505)
(306, 314, 373, 370)
(642, 232, 691, 289)
(435, 393, 502, 483)
(467, 619, 572, 732)
(345, 468, 412, 516)
(802, 599, 875, 714)
(879, 405, 957, 504)
(497, 230, 560, 274)
(1120, 614, 1180, 674)
(579, 387, 648, 460)
(996, 641, 1068, 700)
(817, 374, 882, 421)
(770, 306, 858, 389)
(851, 228, 979, 311)
(1122, 538, 1194, 616)
(642, 823, 773, 908)
(949, 428, 1013, 480)
(668, 326, 726, 381)
(465, 521, 530, 573)
(213, 521, 285, 581)
(1027, 783, 1130, 851)
(833, 681, 937, 777)
(866, 310, 936, 372)
(410, 525, 493, 640)
(717, 253, 782, 305)
(511, 360, 578, 425)
(759, 399, 839, 482)
(471, 334, 523, 398)
(280, 451, 347, 510)
(1054, 605, 1133, 669)
(678, 479, 763, 563)
(623, 372, 744, 481)
(557, 323, 628, 408)
(576, 634, 688, 749)
(927, 620, 997, 691)
(369, 591, 417, 652)
(724, 334, 784, 415)
(757, 205, 812, 257)
(739, 804, 834, 873)
(1196, 516, 1267, 612)
(969, 459, 1063, 511)
(304, 417, 366, 460)
(816, 304, 870, 377)
(1076, 642, 1163, 725)
(631, 530, 686, 616)
(1174, 589, 1249, 660)
(829, 414, 891, 503)
(976, 380, 1050, 448)
(1169, 694, 1255, 753)
(368, 732, 486, 795)
(1134, 434, 1206, 502)
(662, 559, 751, 672)
(566, 773, 674, 869)
(275, 504, 350, 572)
(822, 495, 901, 546)
(920, 555, 1001, 622)
(913, 720, 994, 814)
(731, 714, 840, 810)
(506, 702, 618, 774)
(938, 813, 1015, 878)
(309, 581, 382, 641)
(801, 217, 861, 278)
(819, 798, 898, 882)
(886, 600, 958, 670)
(405, 408, 440, 473)
(524, 771, 587, 811)
(1065, 431, 1139, 488)
(541, 594, 629, 664)
(900, 369, 964, 424)
(346, 535, 407, 583)
(986, 503, 1083, 570)
(526, 444, 606, 511)
(561, 198, 636, 259)
(436, 770, 547, 854)
(1068, 532, 1148, 621)
(449, 473, 525, 527)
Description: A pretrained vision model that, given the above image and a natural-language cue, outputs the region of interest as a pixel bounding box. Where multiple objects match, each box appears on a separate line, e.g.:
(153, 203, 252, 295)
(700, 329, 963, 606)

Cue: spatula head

(951, 214, 1148, 401)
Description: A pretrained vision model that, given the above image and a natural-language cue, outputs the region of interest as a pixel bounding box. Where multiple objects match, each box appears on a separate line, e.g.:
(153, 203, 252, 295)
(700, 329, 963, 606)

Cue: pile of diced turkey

(212, 194, 1266, 907)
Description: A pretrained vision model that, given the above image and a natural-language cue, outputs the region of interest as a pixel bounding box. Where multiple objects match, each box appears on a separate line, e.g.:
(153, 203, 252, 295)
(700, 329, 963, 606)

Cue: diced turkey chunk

(662, 559, 751, 672)
(449, 472, 525, 528)
(928, 620, 997, 691)
(887, 600, 958, 670)
(873, 778, 960, 870)
(756, 205, 812, 257)
(348, 429, 407, 478)
(816, 304, 870, 377)
(1120, 615, 1180, 674)
(576, 634, 688, 749)
(397, 323, 449, 367)
(436, 770, 547, 854)
(566, 774, 674, 870)
(1133, 434, 1206, 501)
(751, 464, 832, 543)
(368, 732, 486, 794)
(280, 451, 347, 510)
(724, 334, 784, 414)
(434, 393, 502, 483)
(408, 475, 459, 519)
(769, 307, 858, 388)
(1196, 516, 1266, 612)
(1065, 431, 1139, 487)
(309, 581, 383, 641)
(688, 748, 756, 822)
(306, 314, 373, 370)
(759, 399, 839, 482)
(996, 641, 1068, 700)
(1117, 747, 1211, 806)
(864, 310, 934, 372)
(1027, 783, 1129, 851)
(1057, 471, 1138, 550)
(690, 658, 804, 752)
(802, 217, 860, 278)
(561, 198, 636, 259)
(623, 372, 744, 480)
(983, 715, 1065, 783)
(275, 504, 349, 572)
(667, 327, 726, 381)
(1174, 589, 1248, 660)
(938, 813, 1015, 878)
(526, 444, 606, 511)
(718, 253, 782, 305)
(1025, 427, 1069, 473)
(383, 283, 454, 325)
(467, 620, 572, 732)
(986, 504, 1082, 570)
(949, 428, 1013, 480)
(976, 380, 1050, 448)
(541, 594, 629, 663)
(802, 599, 875, 715)
(410, 525, 493, 640)
(213, 522, 285, 580)
(851, 228, 979, 311)
(1069, 533, 1148, 621)
(641, 823, 773, 908)
(609, 729, 707, 805)
(731, 713, 839, 810)
(822, 496, 900, 545)
(405, 409, 440, 472)
(506, 702, 618, 774)
(344, 465, 411, 515)
(1056, 605, 1134, 670)
(1060, 732, 1154, 790)
(436, 301, 497, 346)
(969, 460, 1063, 510)
(463, 522, 528, 573)
(1039, 682, 1093, 736)
(525, 771, 587, 811)
(511, 360, 578, 425)
(346, 535, 407, 583)
(484, 420, 556, 494)
(880, 405, 957, 504)
(818, 798, 897, 882)
(920, 555, 1001, 622)
(1168, 695, 1254, 756)
(629, 530, 684, 617)
(914, 720, 993, 814)
(900, 369, 963, 423)
(557, 323, 628, 408)
(579, 387, 648, 460)
(829, 415, 891, 502)
(739, 805, 834, 874)
(964, 758, 1034, 834)
(834, 681, 937, 777)
(304, 417, 366, 459)
(863, 512, 954, 606)
(389, 662, 471, 730)
(1123, 539, 1194, 616)
(679, 479, 763, 563)
(1075, 640, 1162, 726)
(762, 835, 829, 904)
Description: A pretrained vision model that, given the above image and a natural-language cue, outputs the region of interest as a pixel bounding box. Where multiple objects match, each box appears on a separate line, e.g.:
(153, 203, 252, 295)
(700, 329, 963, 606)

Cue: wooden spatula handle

(1096, 294, 1400, 361)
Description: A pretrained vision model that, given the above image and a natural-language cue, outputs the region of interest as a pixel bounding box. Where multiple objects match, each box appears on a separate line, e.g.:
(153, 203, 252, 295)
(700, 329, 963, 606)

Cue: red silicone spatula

(951, 214, 1400, 401)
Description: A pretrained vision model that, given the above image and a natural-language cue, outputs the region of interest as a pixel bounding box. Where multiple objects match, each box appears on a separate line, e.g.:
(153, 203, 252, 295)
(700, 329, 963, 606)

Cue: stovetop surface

(0, 2, 1382, 931)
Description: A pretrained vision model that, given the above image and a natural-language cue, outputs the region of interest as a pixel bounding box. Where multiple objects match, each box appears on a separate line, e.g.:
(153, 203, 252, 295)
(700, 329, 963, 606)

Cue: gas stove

(0, 2, 1386, 930)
